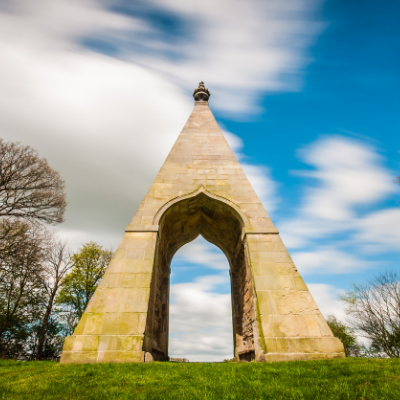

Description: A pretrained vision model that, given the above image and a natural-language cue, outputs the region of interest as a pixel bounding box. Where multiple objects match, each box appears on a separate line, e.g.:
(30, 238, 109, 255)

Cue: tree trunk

(35, 294, 54, 360)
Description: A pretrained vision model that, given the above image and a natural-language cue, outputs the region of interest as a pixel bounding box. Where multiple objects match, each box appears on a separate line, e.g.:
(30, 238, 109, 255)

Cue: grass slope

(0, 358, 399, 399)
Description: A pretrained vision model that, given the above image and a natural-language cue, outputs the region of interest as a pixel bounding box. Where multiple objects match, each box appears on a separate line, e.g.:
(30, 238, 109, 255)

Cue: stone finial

(193, 81, 210, 102)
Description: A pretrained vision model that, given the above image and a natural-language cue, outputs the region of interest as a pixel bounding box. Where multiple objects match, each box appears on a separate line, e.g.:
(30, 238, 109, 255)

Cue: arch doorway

(144, 191, 260, 362)
(168, 236, 234, 362)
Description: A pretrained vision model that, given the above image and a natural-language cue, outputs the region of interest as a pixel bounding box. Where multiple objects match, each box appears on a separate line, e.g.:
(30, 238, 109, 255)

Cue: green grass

(0, 358, 399, 399)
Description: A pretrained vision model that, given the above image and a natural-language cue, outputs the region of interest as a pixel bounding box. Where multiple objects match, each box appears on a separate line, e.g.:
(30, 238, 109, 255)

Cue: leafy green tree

(55, 242, 112, 333)
(326, 315, 360, 357)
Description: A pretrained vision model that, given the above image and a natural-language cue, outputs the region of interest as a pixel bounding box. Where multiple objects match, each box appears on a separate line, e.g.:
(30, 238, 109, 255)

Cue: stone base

(60, 335, 345, 364)
(264, 352, 345, 362)
(60, 350, 144, 364)
(59, 334, 145, 364)
(260, 337, 345, 362)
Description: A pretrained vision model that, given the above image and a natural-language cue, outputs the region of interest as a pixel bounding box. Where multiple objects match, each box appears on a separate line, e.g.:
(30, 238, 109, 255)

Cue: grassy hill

(0, 358, 399, 399)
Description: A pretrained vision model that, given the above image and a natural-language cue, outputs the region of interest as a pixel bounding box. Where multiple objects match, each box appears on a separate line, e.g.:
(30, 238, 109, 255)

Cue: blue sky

(0, 0, 399, 361)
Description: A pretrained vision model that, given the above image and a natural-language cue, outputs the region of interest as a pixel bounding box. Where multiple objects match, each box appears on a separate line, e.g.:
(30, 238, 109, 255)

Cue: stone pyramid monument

(60, 82, 345, 364)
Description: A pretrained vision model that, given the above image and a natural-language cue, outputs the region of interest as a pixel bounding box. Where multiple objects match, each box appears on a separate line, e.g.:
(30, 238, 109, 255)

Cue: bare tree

(0, 140, 66, 225)
(340, 271, 400, 358)
(35, 238, 73, 360)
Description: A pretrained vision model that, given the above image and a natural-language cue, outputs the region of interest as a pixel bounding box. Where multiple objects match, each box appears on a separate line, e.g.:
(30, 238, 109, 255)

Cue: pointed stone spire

(193, 81, 210, 102)
(59, 83, 345, 364)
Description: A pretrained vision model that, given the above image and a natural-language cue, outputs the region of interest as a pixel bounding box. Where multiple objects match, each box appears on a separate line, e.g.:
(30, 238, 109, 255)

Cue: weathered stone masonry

(60, 82, 345, 364)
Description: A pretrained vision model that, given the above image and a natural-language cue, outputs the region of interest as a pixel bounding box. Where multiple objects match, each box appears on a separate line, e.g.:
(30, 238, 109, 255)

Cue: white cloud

(169, 274, 234, 362)
(354, 208, 400, 253)
(292, 248, 375, 276)
(130, 0, 324, 114)
(297, 135, 394, 222)
(278, 135, 398, 276)
(172, 236, 230, 271)
(0, 1, 194, 249)
(279, 135, 396, 245)
(0, 0, 319, 249)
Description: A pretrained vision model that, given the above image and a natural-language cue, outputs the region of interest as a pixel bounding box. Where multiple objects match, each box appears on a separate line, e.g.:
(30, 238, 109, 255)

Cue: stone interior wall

(231, 248, 256, 361)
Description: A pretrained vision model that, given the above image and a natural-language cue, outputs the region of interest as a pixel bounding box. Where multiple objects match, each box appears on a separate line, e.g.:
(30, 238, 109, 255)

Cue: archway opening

(168, 235, 234, 362)
(144, 192, 258, 362)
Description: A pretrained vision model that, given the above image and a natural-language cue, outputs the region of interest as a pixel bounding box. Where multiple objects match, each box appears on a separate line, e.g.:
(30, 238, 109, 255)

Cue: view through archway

(168, 236, 234, 362)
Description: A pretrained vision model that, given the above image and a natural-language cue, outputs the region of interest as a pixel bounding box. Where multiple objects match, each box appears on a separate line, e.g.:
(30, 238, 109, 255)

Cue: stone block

(105, 259, 124, 273)
(256, 291, 274, 315)
(73, 313, 87, 335)
(119, 237, 155, 250)
(72, 335, 99, 352)
(253, 263, 298, 277)
(304, 315, 322, 337)
(98, 335, 144, 352)
(117, 312, 147, 335)
(98, 351, 143, 363)
(83, 313, 103, 335)
(254, 275, 294, 291)
(101, 313, 118, 335)
(86, 288, 121, 313)
(264, 353, 307, 362)
(285, 338, 344, 354)
(264, 338, 288, 353)
(250, 251, 282, 263)
(60, 351, 98, 364)
(62, 336, 75, 352)
(126, 248, 146, 260)
(118, 288, 150, 313)
(271, 290, 320, 315)
(112, 249, 126, 260)
(260, 315, 274, 337)
(255, 242, 287, 252)
(121, 260, 153, 273)
(270, 315, 310, 338)
(105, 273, 152, 288)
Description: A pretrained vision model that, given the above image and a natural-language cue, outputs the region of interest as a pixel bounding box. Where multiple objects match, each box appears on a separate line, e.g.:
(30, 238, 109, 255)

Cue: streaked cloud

(0, 0, 320, 249)
(280, 135, 398, 276)
(293, 248, 376, 276)
(353, 208, 400, 253)
(169, 272, 233, 362)
(172, 236, 229, 271)
(296, 135, 394, 222)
